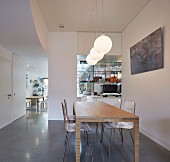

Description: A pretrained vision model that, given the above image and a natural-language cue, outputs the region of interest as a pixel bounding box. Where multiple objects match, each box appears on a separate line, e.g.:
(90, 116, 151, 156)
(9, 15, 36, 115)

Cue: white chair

(63, 99, 75, 122)
(40, 99, 48, 112)
(100, 98, 122, 138)
(81, 96, 96, 132)
(26, 99, 31, 113)
(61, 102, 93, 162)
(81, 96, 94, 102)
(117, 101, 135, 144)
(102, 101, 135, 156)
(113, 98, 122, 108)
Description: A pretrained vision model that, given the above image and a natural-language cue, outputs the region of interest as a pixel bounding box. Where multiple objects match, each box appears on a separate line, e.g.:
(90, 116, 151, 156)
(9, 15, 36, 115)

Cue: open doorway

(26, 66, 48, 114)
(77, 55, 122, 98)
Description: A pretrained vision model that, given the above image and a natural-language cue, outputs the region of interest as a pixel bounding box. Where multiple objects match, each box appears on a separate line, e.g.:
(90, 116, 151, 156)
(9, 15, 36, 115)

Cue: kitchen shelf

(77, 58, 122, 95)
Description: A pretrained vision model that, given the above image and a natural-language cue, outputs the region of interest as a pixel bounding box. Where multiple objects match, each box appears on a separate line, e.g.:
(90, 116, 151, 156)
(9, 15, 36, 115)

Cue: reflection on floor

(0, 111, 170, 162)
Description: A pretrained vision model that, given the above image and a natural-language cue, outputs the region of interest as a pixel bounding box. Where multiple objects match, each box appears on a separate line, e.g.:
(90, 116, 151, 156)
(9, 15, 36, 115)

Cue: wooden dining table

(74, 101, 139, 162)
(26, 96, 44, 110)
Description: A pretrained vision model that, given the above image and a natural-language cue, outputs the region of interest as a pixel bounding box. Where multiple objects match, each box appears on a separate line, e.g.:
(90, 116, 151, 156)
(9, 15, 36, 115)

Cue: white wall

(0, 45, 26, 128)
(0, 45, 12, 129)
(0, 45, 12, 60)
(48, 32, 122, 120)
(48, 32, 77, 120)
(12, 54, 26, 121)
(122, 0, 170, 150)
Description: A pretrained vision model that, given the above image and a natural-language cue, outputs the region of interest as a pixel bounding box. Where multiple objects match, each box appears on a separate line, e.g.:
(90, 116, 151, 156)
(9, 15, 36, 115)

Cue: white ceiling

(36, 0, 150, 32)
(0, 0, 48, 77)
(0, 0, 151, 77)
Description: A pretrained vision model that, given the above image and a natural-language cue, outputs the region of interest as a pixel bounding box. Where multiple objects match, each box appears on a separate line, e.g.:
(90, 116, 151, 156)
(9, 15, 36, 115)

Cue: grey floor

(0, 111, 170, 162)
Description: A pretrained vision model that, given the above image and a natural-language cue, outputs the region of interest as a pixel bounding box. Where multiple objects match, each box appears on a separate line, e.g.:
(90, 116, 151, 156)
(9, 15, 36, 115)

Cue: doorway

(0, 57, 12, 128)
(26, 69, 48, 114)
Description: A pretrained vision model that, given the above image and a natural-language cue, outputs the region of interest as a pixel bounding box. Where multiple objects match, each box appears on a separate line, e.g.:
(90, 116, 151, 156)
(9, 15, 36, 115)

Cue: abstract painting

(130, 28, 163, 75)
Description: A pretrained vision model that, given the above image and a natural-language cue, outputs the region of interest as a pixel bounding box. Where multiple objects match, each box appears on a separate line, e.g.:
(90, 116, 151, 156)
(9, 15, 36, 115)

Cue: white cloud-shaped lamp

(90, 48, 104, 61)
(86, 53, 98, 65)
(94, 34, 112, 54)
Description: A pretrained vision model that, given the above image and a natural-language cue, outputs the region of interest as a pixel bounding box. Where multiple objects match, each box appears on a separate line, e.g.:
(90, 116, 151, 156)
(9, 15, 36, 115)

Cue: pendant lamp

(94, 0, 112, 54)
(90, 48, 104, 61)
(86, 54, 98, 65)
(94, 34, 112, 54)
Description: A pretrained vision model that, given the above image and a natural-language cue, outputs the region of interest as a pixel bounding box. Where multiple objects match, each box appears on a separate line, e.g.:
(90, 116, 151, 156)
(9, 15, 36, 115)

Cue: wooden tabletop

(74, 101, 139, 122)
(74, 101, 139, 162)
(26, 96, 44, 99)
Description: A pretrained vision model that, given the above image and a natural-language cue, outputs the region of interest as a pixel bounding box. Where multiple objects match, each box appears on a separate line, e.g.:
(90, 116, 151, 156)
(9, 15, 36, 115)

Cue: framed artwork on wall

(130, 28, 163, 75)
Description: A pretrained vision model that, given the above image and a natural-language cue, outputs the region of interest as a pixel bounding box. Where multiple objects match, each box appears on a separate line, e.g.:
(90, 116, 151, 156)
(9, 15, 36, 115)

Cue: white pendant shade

(94, 35, 112, 54)
(90, 48, 104, 61)
(86, 54, 98, 65)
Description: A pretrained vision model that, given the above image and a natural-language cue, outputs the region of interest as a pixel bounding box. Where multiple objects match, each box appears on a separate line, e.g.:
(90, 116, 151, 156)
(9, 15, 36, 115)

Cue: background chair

(102, 101, 135, 156)
(100, 98, 122, 137)
(61, 102, 93, 162)
(81, 96, 94, 102)
(40, 99, 48, 112)
(113, 98, 122, 108)
(64, 99, 75, 122)
(117, 101, 135, 144)
(81, 96, 98, 133)
(26, 99, 31, 112)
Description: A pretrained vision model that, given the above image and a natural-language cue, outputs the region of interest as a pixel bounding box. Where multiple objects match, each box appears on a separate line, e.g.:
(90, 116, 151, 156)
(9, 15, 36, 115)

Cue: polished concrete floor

(0, 111, 170, 162)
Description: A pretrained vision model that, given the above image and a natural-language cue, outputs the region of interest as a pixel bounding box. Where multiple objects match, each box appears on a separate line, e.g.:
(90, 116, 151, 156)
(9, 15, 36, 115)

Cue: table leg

(134, 119, 139, 162)
(76, 121, 81, 162)
(100, 123, 104, 143)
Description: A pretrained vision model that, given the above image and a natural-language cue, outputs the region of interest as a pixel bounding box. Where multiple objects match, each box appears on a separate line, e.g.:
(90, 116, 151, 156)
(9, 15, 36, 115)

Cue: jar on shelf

(110, 74, 118, 83)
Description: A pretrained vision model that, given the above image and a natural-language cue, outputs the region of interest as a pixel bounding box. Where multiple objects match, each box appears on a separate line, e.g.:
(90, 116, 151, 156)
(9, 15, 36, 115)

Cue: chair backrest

(122, 101, 135, 114)
(61, 102, 75, 133)
(113, 98, 122, 108)
(61, 102, 67, 126)
(63, 99, 68, 117)
(73, 103, 76, 115)
(122, 101, 135, 127)
(81, 96, 93, 102)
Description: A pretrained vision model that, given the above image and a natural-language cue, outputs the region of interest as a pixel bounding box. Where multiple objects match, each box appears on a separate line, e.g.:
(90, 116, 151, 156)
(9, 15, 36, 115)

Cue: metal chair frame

(101, 101, 135, 156)
(61, 102, 93, 162)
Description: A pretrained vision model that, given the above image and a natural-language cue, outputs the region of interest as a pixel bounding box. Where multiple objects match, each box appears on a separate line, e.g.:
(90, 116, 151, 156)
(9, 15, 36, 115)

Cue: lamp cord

(102, 0, 103, 34)
(95, 0, 98, 38)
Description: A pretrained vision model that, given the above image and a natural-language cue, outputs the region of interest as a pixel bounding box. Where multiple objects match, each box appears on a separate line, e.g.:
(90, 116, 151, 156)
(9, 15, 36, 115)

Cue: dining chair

(61, 102, 93, 162)
(117, 101, 135, 144)
(113, 98, 122, 108)
(26, 99, 31, 114)
(99, 98, 122, 136)
(63, 99, 76, 122)
(40, 99, 48, 112)
(81, 96, 94, 102)
(102, 101, 135, 156)
(81, 96, 99, 134)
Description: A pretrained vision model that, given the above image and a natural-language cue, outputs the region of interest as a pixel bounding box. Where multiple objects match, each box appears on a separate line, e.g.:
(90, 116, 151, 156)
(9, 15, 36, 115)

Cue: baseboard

(0, 122, 10, 130)
(48, 120, 63, 123)
(140, 128, 170, 151)
(48, 117, 63, 120)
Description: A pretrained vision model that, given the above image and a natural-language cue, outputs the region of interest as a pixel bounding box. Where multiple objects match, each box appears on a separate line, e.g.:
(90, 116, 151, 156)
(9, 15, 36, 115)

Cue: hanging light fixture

(90, 48, 104, 61)
(86, 8, 103, 65)
(94, 0, 112, 54)
(94, 34, 112, 54)
(86, 53, 98, 65)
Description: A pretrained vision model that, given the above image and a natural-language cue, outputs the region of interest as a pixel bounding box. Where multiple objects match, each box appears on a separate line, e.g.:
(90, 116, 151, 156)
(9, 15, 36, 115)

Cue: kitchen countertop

(77, 93, 121, 98)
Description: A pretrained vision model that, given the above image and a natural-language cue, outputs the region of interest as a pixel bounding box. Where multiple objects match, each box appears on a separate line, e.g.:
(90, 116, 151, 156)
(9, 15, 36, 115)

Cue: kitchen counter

(77, 93, 121, 98)
(77, 93, 121, 104)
